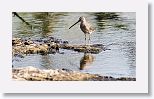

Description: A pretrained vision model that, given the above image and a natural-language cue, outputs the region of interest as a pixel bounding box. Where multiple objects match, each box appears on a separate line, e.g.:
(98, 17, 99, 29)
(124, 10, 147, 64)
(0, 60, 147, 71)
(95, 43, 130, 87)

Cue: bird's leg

(88, 34, 90, 45)
(85, 34, 87, 45)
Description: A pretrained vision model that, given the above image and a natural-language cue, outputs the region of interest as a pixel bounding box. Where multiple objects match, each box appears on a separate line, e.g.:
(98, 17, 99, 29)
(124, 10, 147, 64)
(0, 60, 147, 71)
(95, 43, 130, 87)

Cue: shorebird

(69, 16, 95, 45)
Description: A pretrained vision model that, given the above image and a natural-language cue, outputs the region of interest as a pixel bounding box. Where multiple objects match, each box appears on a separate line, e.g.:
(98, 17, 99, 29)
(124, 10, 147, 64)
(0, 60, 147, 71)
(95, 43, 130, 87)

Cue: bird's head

(79, 16, 86, 22)
(69, 16, 86, 29)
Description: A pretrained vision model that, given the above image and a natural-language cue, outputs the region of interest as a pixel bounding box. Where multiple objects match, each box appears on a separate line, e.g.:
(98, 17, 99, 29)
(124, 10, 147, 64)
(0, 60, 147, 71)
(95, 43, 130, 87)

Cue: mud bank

(12, 66, 136, 81)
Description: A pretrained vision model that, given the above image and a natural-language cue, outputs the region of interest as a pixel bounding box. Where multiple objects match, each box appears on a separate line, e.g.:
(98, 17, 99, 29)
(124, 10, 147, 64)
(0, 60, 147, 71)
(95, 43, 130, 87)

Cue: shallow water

(12, 12, 136, 78)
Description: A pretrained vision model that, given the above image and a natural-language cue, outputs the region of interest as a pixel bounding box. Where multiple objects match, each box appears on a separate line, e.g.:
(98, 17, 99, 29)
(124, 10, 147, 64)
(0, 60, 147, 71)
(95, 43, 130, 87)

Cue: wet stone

(12, 66, 136, 81)
(12, 37, 105, 55)
(61, 44, 103, 54)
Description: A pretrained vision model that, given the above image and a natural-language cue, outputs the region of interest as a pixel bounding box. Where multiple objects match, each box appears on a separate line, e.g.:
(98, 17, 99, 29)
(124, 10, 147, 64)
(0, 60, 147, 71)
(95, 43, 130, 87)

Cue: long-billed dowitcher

(69, 16, 95, 45)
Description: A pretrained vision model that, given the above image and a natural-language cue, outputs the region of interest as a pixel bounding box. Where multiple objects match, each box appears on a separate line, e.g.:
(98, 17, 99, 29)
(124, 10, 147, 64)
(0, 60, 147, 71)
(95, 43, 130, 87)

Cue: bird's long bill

(69, 20, 80, 29)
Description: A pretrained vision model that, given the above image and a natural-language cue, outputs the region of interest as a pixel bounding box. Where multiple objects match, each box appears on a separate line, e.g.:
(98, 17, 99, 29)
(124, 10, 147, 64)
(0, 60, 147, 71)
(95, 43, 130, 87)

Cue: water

(12, 12, 136, 78)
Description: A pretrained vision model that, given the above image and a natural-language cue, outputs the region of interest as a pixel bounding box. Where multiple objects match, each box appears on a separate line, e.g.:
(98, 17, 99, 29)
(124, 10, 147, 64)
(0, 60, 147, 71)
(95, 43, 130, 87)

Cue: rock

(12, 66, 136, 81)
(12, 37, 104, 55)
(12, 38, 22, 46)
(61, 44, 103, 54)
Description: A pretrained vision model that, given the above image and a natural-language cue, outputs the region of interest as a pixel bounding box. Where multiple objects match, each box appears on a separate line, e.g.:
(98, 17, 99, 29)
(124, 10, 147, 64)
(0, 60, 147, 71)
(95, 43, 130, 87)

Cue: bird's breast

(80, 22, 94, 34)
(80, 23, 90, 33)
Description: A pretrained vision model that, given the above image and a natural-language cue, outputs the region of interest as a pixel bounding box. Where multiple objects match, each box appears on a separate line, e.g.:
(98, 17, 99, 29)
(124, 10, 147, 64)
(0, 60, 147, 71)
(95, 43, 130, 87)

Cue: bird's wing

(87, 22, 95, 32)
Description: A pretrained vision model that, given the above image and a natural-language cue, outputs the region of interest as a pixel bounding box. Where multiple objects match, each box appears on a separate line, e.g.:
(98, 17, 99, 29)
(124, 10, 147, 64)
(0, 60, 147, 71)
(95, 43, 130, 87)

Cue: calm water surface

(12, 12, 136, 78)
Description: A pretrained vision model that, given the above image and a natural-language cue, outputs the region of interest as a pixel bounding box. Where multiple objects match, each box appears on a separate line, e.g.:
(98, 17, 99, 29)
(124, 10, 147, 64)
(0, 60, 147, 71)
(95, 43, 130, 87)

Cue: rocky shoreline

(12, 37, 106, 56)
(12, 66, 136, 81)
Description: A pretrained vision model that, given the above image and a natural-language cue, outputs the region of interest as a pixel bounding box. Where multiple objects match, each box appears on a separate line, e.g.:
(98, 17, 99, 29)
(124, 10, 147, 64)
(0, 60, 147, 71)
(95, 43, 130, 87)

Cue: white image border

(0, 0, 148, 93)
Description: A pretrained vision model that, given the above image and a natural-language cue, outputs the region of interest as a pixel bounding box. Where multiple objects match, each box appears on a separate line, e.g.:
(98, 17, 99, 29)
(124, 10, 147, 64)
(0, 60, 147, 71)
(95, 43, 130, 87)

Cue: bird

(69, 16, 95, 45)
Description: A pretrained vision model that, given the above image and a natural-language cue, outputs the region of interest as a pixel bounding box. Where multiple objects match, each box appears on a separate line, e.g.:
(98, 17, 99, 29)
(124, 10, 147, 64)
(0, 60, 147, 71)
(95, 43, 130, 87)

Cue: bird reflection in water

(80, 53, 95, 70)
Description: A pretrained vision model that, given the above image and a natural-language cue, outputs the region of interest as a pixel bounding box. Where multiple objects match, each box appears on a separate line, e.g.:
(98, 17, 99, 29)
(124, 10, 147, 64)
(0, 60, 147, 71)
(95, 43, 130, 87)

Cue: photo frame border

(0, 0, 148, 93)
